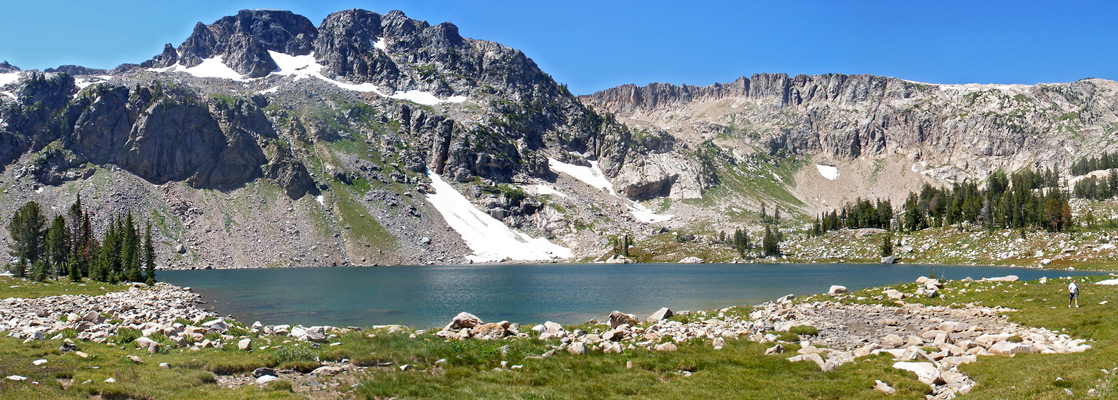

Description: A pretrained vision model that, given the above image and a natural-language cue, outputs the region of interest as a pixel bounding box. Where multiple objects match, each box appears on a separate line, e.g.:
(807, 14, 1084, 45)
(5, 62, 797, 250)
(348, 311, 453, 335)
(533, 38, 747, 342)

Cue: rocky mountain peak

(0, 61, 19, 73)
(143, 9, 318, 78)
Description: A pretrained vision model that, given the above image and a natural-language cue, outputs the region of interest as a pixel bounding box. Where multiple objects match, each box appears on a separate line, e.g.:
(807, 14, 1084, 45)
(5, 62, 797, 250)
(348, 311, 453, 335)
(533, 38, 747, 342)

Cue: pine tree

(45, 215, 70, 279)
(7, 202, 47, 276)
(762, 226, 781, 257)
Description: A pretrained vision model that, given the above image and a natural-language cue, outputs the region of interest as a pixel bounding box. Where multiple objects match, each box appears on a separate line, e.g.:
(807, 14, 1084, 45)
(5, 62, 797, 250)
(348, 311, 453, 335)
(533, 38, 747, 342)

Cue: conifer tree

(7, 202, 46, 277)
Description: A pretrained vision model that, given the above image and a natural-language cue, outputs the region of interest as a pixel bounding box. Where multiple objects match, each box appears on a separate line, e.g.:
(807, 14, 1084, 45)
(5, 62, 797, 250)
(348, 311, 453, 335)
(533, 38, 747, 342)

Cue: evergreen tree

(45, 215, 70, 279)
(762, 226, 782, 257)
(7, 202, 47, 276)
(881, 233, 894, 257)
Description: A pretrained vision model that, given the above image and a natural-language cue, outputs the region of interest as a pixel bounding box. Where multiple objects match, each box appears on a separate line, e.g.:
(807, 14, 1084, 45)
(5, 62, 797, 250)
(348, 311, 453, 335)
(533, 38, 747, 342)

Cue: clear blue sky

(1, 1, 1116, 95)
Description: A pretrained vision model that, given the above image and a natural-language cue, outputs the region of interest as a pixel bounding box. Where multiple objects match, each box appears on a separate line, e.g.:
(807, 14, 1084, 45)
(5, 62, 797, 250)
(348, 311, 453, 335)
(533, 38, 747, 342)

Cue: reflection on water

(162, 263, 1101, 328)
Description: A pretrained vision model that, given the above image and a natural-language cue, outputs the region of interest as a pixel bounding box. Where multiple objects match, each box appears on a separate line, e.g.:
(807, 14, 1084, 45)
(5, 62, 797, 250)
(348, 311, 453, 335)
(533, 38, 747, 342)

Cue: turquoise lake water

(160, 263, 1102, 329)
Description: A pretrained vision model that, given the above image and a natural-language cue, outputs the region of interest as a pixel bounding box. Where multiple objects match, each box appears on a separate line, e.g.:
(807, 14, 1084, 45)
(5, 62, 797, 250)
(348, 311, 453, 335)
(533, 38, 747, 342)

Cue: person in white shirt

(1069, 279, 1079, 308)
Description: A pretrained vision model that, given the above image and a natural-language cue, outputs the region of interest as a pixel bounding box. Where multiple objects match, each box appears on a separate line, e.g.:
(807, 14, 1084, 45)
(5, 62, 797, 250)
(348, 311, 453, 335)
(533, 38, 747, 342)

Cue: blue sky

(1, 1, 1115, 94)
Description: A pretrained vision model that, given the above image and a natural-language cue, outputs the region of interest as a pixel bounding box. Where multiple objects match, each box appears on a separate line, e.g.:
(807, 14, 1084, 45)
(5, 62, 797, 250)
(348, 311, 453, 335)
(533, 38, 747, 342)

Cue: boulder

(679, 256, 703, 264)
(238, 338, 252, 351)
(135, 336, 161, 353)
(256, 375, 278, 384)
(881, 255, 896, 264)
(712, 337, 726, 350)
(788, 353, 830, 371)
(882, 334, 904, 348)
(646, 307, 674, 323)
(827, 285, 847, 296)
(893, 362, 943, 385)
(765, 344, 785, 355)
(444, 312, 482, 331)
(602, 327, 629, 342)
(471, 323, 508, 341)
(884, 289, 904, 300)
(81, 311, 105, 323)
(252, 367, 277, 378)
(201, 318, 228, 333)
(988, 341, 1028, 356)
(601, 341, 623, 353)
(984, 275, 1019, 282)
(311, 366, 343, 375)
(567, 342, 586, 355)
(608, 310, 639, 329)
(538, 321, 565, 341)
(654, 342, 678, 352)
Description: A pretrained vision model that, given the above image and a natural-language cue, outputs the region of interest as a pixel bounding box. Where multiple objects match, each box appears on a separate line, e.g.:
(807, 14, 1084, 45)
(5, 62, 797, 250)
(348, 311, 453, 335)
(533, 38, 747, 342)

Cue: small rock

(568, 342, 586, 355)
(127, 355, 143, 364)
(654, 342, 678, 352)
(238, 338, 252, 351)
(32, 359, 47, 366)
(253, 367, 277, 378)
(827, 285, 847, 296)
(874, 380, 896, 395)
(105, 377, 117, 383)
(765, 344, 784, 355)
(159, 363, 170, 369)
(7, 375, 27, 381)
(256, 375, 278, 384)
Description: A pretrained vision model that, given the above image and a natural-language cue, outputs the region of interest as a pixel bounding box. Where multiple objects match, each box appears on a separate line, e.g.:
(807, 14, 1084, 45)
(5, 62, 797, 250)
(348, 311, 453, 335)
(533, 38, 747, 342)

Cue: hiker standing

(1069, 279, 1080, 308)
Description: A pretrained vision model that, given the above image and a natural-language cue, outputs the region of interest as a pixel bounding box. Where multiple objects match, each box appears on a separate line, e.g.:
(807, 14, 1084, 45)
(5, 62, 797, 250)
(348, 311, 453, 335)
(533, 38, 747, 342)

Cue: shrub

(1007, 334, 1024, 343)
(788, 325, 819, 336)
(113, 327, 142, 345)
(271, 345, 318, 365)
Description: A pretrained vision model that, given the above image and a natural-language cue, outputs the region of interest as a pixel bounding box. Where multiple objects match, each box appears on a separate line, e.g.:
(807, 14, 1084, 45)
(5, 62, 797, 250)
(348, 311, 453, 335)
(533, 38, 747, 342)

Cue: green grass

(0, 277, 130, 298)
(327, 180, 398, 251)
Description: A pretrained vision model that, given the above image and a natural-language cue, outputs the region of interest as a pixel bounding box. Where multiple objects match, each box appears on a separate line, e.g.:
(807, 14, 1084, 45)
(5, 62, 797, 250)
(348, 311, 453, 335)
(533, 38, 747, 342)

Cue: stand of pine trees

(814, 167, 1073, 235)
(5, 197, 157, 284)
(1071, 153, 1118, 176)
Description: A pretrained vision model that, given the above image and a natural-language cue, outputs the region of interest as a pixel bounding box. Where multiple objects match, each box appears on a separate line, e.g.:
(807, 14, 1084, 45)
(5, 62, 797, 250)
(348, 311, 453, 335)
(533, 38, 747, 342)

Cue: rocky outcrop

(148, 10, 318, 77)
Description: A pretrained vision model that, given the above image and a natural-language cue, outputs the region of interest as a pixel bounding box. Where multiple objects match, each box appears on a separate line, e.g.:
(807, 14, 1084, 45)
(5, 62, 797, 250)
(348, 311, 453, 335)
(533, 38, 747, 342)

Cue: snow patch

(35, 187, 43, 194)
(816, 164, 838, 180)
(0, 71, 21, 87)
(547, 157, 672, 223)
(628, 202, 673, 223)
(258, 86, 280, 94)
(1097, 279, 1118, 286)
(1, 91, 15, 100)
(315, 195, 325, 206)
(148, 57, 248, 81)
(533, 184, 567, 197)
(547, 158, 617, 196)
(373, 37, 387, 51)
(425, 172, 571, 262)
(266, 51, 466, 105)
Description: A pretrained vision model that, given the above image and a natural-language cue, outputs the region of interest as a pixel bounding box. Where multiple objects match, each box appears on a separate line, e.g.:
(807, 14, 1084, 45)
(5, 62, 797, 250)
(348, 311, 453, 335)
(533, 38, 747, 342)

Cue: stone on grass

(608, 311, 638, 329)
(654, 342, 678, 352)
(874, 380, 896, 395)
(788, 353, 830, 371)
(827, 285, 847, 296)
(538, 321, 565, 341)
(893, 362, 943, 385)
(238, 338, 252, 351)
(256, 375, 278, 384)
(444, 312, 482, 331)
(646, 307, 673, 323)
(567, 342, 586, 355)
(765, 344, 784, 355)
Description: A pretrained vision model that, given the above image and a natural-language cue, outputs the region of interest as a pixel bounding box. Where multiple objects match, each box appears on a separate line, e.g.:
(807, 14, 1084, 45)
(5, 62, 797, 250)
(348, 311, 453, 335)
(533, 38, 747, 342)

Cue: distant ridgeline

(813, 167, 1072, 235)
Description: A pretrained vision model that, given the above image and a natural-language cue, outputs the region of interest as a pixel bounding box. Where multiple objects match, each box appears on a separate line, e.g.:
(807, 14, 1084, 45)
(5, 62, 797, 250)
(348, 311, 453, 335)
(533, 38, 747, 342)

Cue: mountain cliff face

(0, 9, 651, 269)
(582, 74, 1118, 183)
